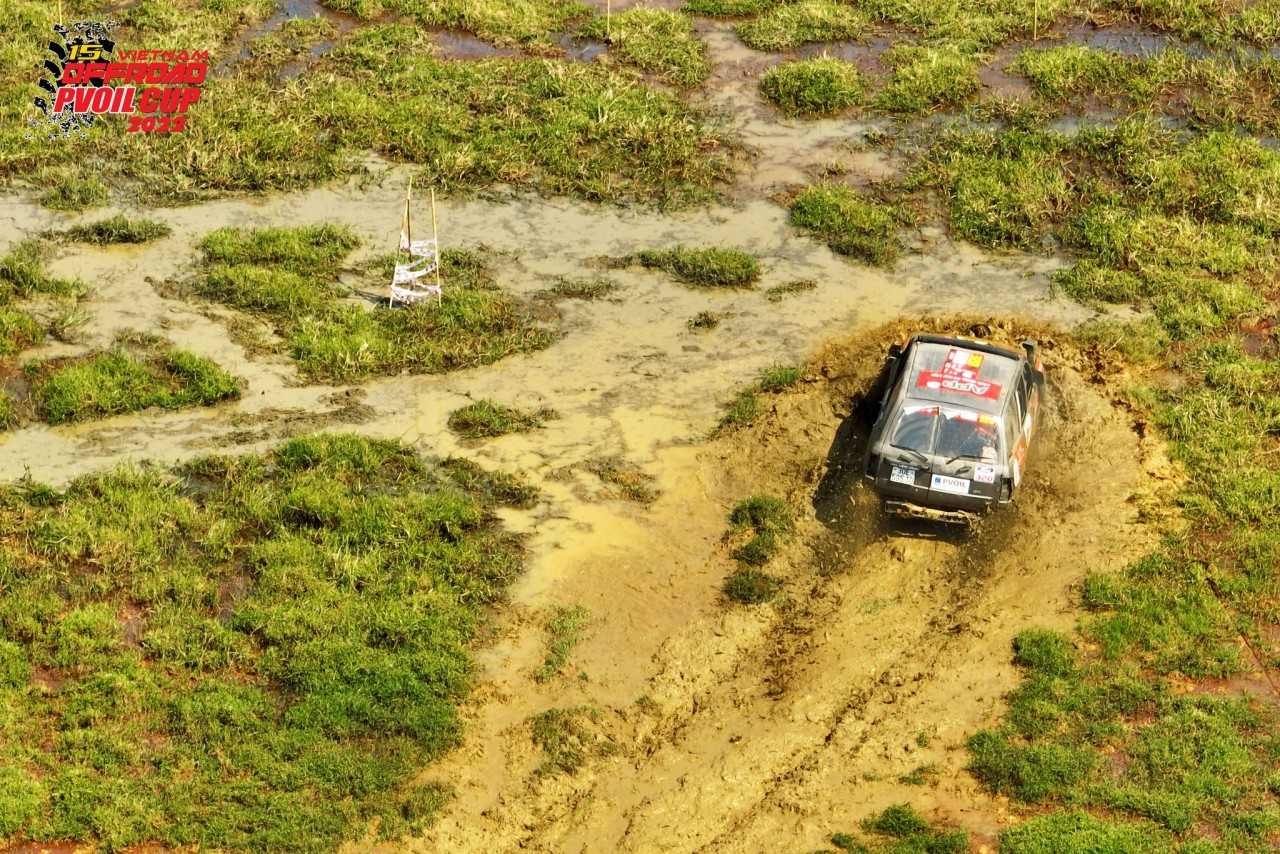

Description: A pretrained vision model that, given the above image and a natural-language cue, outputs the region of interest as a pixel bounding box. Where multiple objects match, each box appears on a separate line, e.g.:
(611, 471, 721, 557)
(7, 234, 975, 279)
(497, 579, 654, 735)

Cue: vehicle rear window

(889, 407, 999, 461)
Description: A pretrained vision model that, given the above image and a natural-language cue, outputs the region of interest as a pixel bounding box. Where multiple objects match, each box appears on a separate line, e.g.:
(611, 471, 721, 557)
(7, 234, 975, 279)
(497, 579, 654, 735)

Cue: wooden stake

(430, 188, 442, 305)
(606, 0, 611, 42)
(1033, 0, 1039, 43)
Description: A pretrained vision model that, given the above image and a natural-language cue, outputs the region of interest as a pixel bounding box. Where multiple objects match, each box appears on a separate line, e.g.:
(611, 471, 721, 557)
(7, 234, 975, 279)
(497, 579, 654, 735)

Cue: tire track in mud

(486, 325, 1161, 854)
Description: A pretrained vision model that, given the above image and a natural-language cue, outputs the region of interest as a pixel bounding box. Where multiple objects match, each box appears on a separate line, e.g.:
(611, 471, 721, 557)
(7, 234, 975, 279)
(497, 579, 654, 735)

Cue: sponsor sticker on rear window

(915, 348, 1002, 401)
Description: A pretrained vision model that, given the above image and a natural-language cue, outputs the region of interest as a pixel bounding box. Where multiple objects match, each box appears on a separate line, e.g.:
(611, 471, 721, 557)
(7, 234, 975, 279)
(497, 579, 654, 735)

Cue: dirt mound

(408, 317, 1166, 853)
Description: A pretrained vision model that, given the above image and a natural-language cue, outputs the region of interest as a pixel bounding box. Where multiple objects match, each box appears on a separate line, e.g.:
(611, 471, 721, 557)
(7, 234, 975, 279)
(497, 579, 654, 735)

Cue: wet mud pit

(0, 12, 1175, 854)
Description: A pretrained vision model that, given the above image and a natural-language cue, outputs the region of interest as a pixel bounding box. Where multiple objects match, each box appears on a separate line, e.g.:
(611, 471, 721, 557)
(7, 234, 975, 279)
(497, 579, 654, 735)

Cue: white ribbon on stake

(390, 179, 444, 306)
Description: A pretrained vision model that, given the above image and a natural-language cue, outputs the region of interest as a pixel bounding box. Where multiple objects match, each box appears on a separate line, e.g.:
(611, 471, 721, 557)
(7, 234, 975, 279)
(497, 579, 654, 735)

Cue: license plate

(931, 474, 971, 495)
(890, 466, 916, 485)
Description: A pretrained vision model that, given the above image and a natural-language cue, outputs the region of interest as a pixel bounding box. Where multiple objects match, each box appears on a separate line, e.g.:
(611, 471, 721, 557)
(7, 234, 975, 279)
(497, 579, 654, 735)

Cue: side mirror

(1021, 340, 1037, 361)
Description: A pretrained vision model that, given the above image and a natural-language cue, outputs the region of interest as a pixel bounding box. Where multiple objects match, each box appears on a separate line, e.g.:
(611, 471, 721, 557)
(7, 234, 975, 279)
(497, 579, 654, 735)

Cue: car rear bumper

(884, 498, 979, 526)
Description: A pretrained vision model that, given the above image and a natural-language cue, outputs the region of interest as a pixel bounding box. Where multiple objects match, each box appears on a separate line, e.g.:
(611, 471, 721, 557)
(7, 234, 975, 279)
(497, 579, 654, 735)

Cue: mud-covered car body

(862, 334, 1044, 524)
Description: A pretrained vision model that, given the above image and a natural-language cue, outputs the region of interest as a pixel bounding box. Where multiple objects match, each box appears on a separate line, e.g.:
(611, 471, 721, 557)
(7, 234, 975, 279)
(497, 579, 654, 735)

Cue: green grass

(37, 171, 109, 212)
(759, 363, 803, 391)
(765, 279, 817, 302)
(197, 225, 550, 382)
(529, 706, 612, 775)
(0, 433, 531, 849)
(789, 185, 902, 266)
(720, 389, 762, 428)
(533, 605, 591, 682)
(829, 803, 968, 852)
(0, 389, 16, 430)
(438, 457, 541, 508)
(446, 399, 555, 439)
(874, 45, 981, 118)
(28, 347, 240, 424)
(759, 58, 868, 117)
(6, 13, 731, 208)
(65, 215, 173, 245)
(620, 245, 761, 288)
(682, 0, 777, 15)
(580, 9, 709, 88)
(540, 278, 618, 300)
(688, 311, 721, 330)
(725, 495, 794, 566)
(0, 309, 43, 357)
(734, 0, 868, 52)
(0, 240, 83, 302)
(723, 568, 781, 604)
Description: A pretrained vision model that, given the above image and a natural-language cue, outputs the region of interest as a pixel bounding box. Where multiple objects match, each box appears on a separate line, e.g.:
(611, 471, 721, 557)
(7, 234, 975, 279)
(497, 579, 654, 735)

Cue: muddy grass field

(2, 0, 1280, 852)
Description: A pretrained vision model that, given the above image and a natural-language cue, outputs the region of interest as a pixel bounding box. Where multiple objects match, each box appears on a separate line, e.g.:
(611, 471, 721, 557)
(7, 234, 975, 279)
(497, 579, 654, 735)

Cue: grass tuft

(580, 9, 709, 87)
(447, 399, 555, 439)
(37, 171, 109, 212)
(534, 605, 591, 682)
(529, 706, 612, 775)
(789, 186, 902, 266)
(621, 246, 761, 288)
(66, 215, 172, 245)
(760, 58, 868, 117)
(734, 0, 868, 51)
(723, 568, 781, 604)
(874, 46, 981, 118)
(726, 495, 794, 566)
(0, 240, 83, 301)
(759, 363, 803, 391)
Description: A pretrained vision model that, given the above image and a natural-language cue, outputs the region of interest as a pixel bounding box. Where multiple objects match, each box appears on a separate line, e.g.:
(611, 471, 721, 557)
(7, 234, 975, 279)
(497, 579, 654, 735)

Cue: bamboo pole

(430, 188, 442, 305)
(606, 0, 611, 42)
(1033, 0, 1039, 43)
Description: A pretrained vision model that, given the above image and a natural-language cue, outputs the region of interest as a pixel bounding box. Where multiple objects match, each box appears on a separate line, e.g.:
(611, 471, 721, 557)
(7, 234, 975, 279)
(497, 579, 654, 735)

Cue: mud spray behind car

(863, 334, 1044, 525)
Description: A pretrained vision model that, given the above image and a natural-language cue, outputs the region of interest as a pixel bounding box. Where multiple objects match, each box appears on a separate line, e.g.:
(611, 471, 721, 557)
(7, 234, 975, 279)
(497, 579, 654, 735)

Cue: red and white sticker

(931, 474, 970, 495)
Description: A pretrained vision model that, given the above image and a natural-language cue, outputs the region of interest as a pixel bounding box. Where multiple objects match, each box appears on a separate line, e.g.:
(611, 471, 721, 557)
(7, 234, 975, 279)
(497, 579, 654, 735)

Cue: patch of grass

(540, 278, 617, 300)
(874, 45, 981, 118)
(734, 0, 868, 52)
(1013, 45, 1125, 101)
(65, 215, 172, 245)
(859, 0, 1073, 52)
(534, 605, 591, 682)
(688, 311, 721, 330)
(725, 494, 794, 566)
(7, 19, 732, 208)
(0, 240, 83, 301)
(683, 0, 777, 15)
(998, 811, 1167, 853)
(446, 399, 555, 439)
(760, 57, 868, 117)
(583, 456, 659, 504)
(720, 389, 761, 428)
(830, 803, 968, 853)
(28, 347, 240, 424)
(621, 245, 761, 288)
(0, 309, 43, 357)
(529, 706, 611, 775)
(198, 227, 550, 382)
(759, 363, 803, 391)
(0, 389, 16, 430)
(723, 568, 781, 604)
(36, 171, 109, 212)
(765, 279, 817, 302)
(0, 433, 524, 849)
(580, 9, 709, 87)
(438, 457, 541, 508)
(789, 186, 902, 266)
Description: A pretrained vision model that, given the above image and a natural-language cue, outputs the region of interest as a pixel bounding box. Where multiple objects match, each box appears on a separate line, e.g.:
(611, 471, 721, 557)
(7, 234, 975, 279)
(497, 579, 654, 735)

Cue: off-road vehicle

(862, 334, 1044, 524)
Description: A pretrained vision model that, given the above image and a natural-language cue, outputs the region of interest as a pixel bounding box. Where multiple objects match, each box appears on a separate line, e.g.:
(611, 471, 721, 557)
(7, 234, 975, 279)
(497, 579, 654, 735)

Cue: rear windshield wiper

(890, 444, 928, 465)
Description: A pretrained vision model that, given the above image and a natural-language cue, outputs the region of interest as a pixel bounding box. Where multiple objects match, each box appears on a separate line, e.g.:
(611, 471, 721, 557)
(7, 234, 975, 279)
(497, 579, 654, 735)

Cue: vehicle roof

(898, 338, 1021, 415)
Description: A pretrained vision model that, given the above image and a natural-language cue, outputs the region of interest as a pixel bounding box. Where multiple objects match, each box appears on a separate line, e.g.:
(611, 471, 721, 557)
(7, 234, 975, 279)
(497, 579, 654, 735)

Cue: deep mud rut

(0, 15, 1170, 854)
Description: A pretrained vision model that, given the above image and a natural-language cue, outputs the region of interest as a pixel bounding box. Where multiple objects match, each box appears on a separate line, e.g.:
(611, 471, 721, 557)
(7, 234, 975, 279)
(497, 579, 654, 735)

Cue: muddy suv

(862, 334, 1044, 524)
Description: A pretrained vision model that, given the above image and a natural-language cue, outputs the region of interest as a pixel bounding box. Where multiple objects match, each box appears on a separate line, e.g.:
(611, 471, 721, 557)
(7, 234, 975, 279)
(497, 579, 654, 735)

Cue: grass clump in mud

(760, 58, 867, 117)
(765, 279, 817, 302)
(439, 457, 540, 508)
(874, 46, 981, 118)
(734, 0, 868, 51)
(534, 605, 591, 682)
(540, 278, 617, 301)
(725, 495, 794, 566)
(723, 568, 781, 604)
(0, 390, 16, 430)
(828, 803, 968, 852)
(66, 215, 172, 245)
(27, 338, 240, 424)
(688, 311, 721, 330)
(529, 706, 613, 775)
(580, 9, 709, 87)
(198, 224, 549, 382)
(759, 363, 803, 391)
(0, 240, 83, 301)
(36, 171, 109, 212)
(447, 399, 555, 439)
(789, 186, 902, 266)
(0, 433, 527, 849)
(617, 246, 760, 288)
(583, 456, 659, 504)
